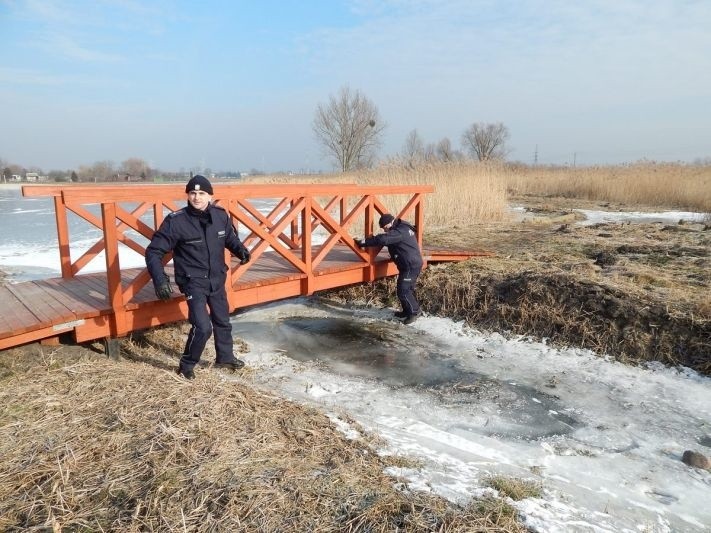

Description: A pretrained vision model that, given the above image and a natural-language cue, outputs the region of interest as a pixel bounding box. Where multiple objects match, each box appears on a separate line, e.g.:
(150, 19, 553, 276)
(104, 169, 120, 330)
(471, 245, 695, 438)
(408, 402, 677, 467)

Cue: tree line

(0, 157, 160, 183)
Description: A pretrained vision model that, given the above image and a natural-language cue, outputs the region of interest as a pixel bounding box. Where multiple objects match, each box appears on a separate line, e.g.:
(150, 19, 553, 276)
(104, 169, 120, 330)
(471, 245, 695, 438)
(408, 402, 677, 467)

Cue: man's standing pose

(146, 175, 251, 379)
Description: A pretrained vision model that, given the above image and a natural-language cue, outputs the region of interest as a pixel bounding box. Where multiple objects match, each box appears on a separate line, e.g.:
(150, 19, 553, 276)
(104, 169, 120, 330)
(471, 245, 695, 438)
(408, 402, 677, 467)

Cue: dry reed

(243, 160, 711, 227)
(504, 162, 711, 213)
(485, 477, 542, 501)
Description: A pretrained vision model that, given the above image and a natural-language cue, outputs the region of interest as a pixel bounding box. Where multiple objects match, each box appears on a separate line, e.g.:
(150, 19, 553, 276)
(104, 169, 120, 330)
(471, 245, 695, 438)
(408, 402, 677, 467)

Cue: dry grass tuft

(0, 339, 526, 532)
(485, 476, 542, 501)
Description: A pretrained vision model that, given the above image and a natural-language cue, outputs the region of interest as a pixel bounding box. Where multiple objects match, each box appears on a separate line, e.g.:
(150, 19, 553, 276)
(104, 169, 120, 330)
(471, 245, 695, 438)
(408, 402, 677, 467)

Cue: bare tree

(461, 122, 510, 161)
(79, 160, 116, 182)
(120, 157, 150, 179)
(8, 163, 25, 178)
(95, 160, 116, 181)
(313, 86, 385, 172)
(48, 169, 69, 182)
(423, 142, 436, 162)
(401, 129, 425, 168)
(435, 137, 462, 162)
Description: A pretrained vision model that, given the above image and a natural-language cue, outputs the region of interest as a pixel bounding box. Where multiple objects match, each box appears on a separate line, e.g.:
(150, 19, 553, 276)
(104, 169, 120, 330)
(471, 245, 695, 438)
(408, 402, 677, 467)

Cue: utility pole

(573, 152, 577, 167)
(534, 145, 538, 166)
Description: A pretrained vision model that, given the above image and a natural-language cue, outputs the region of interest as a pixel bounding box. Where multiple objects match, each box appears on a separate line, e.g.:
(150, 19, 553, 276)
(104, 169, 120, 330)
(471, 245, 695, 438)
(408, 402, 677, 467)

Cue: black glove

(354, 237, 365, 248)
(155, 280, 173, 301)
(237, 248, 251, 265)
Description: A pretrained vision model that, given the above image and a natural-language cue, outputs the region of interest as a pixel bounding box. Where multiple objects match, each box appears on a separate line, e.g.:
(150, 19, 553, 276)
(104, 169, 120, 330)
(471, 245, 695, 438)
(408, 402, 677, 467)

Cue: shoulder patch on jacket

(167, 208, 187, 218)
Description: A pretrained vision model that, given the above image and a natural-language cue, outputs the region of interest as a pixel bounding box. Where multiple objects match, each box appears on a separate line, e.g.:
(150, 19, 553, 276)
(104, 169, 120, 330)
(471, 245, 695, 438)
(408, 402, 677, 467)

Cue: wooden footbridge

(0, 183, 486, 353)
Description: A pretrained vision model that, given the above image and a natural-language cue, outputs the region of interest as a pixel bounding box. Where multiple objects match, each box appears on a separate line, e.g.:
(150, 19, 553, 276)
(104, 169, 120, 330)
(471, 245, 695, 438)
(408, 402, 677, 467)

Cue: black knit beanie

(185, 175, 213, 195)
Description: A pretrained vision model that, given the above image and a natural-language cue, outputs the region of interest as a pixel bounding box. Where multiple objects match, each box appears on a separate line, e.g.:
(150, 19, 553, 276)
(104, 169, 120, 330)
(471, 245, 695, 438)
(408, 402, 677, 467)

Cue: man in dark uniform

(146, 175, 251, 380)
(355, 213, 423, 324)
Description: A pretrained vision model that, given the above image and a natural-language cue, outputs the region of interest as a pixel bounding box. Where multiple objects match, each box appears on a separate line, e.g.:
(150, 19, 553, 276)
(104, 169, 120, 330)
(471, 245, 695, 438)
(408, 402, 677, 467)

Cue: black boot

(214, 358, 245, 371)
(393, 310, 408, 318)
(177, 365, 195, 380)
(403, 312, 420, 325)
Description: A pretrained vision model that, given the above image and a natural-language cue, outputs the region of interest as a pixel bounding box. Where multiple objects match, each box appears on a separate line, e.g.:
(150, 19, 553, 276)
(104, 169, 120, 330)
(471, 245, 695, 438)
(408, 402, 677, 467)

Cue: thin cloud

(38, 33, 125, 62)
(0, 67, 129, 89)
(22, 0, 76, 24)
(0, 67, 84, 86)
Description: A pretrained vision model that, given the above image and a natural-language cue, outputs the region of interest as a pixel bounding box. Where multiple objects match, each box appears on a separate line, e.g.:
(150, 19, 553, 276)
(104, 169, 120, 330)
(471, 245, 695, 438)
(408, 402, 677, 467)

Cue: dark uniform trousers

(396, 264, 421, 317)
(180, 278, 234, 371)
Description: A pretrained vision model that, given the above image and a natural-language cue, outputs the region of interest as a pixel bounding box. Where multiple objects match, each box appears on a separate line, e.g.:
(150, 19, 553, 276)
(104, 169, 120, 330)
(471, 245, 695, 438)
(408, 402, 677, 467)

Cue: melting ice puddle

(230, 299, 711, 533)
(234, 315, 581, 440)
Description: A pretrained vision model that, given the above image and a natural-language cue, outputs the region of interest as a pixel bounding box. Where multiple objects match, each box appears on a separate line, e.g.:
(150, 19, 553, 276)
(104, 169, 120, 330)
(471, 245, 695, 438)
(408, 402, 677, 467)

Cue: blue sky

(1, 0, 710, 172)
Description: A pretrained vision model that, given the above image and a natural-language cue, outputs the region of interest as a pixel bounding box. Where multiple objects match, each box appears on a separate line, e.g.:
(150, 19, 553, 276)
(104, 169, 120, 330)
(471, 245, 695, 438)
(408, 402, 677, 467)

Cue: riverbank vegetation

(246, 160, 711, 225)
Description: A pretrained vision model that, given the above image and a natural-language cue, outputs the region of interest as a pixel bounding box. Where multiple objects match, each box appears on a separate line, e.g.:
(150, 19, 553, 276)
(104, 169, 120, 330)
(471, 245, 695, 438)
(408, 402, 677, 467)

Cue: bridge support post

(104, 337, 121, 359)
(301, 198, 314, 294)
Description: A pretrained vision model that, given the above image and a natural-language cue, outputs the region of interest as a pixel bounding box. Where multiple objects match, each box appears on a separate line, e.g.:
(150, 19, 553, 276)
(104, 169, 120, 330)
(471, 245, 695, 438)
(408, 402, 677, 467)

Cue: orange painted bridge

(0, 183, 488, 353)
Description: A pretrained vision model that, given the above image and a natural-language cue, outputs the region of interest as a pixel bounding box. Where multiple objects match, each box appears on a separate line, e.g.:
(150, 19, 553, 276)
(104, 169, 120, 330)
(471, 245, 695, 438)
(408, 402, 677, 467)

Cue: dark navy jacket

(146, 203, 248, 291)
(362, 219, 423, 270)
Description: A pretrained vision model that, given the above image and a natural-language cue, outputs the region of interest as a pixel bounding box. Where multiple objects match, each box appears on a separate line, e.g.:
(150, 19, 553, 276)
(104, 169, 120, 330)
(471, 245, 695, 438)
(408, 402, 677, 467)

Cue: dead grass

(0, 337, 527, 532)
(485, 477, 542, 501)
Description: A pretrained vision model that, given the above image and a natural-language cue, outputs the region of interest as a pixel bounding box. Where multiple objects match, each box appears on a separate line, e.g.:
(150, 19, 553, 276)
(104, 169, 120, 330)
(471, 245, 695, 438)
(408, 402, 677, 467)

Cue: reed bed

(506, 162, 711, 212)
(355, 162, 510, 227)
(245, 161, 711, 227)
(244, 162, 509, 229)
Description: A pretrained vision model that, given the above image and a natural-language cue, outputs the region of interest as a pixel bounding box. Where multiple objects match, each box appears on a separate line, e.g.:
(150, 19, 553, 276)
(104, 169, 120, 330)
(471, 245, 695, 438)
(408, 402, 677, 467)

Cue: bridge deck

(0, 244, 488, 350)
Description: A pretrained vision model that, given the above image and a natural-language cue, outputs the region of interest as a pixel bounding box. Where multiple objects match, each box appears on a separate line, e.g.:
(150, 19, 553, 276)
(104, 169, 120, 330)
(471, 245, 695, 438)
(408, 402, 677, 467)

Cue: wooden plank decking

(0, 244, 487, 351)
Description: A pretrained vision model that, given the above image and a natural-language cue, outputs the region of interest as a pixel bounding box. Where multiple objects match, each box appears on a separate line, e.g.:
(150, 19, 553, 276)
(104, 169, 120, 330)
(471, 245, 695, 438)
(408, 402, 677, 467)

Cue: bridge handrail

(21, 183, 433, 338)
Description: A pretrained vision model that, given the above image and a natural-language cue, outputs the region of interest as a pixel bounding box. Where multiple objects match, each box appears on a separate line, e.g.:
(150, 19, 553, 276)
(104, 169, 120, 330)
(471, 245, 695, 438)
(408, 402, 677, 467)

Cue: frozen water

(508, 204, 706, 226)
(229, 299, 711, 533)
(233, 315, 581, 440)
(576, 209, 706, 226)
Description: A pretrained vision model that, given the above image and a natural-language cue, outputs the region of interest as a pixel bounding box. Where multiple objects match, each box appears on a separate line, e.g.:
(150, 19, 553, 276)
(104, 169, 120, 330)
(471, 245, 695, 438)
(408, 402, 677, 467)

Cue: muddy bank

(325, 218, 711, 375)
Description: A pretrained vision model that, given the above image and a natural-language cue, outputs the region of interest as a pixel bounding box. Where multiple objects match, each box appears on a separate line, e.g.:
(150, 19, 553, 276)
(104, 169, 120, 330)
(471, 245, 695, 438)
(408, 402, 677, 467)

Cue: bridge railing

(22, 183, 433, 336)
